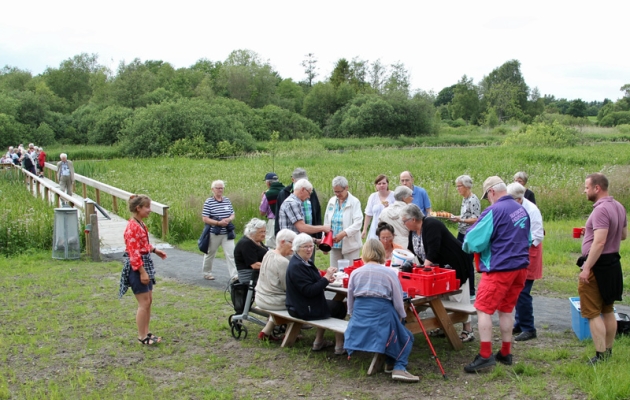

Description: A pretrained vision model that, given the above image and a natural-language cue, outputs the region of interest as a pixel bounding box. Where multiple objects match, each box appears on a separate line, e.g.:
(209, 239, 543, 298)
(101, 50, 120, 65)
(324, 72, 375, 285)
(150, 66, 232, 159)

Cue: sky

(1, 0, 628, 102)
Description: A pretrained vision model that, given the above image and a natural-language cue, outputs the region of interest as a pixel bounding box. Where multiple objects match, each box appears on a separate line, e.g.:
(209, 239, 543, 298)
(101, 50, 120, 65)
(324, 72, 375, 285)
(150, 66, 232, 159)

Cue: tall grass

(0, 171, 56, 256)
(72, 143, 630, 243)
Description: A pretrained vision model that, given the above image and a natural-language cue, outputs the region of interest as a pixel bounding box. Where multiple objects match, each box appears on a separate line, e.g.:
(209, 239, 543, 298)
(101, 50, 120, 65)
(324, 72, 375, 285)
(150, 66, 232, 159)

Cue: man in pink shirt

(578, 173, 627, 365)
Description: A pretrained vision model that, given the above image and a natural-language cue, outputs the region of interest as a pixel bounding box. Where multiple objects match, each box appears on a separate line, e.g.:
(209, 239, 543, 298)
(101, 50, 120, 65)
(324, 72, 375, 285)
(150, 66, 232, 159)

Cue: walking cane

(406, 297, 448, 379)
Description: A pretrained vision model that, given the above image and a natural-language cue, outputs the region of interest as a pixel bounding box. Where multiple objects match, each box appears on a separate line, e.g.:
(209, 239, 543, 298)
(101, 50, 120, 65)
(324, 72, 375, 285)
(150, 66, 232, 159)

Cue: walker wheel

(231, 321, 248, 340)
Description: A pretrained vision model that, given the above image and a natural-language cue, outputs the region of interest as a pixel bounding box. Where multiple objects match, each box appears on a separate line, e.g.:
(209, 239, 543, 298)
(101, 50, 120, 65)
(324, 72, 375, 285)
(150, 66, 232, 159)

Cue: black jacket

(407, 217, 469, 287)
(285, 255, 330, 320)
(274, 183, 322, 237)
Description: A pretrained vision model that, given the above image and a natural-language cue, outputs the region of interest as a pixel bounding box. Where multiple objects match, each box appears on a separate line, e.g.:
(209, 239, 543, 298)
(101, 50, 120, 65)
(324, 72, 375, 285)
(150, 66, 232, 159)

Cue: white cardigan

(324, 192, 363, 255)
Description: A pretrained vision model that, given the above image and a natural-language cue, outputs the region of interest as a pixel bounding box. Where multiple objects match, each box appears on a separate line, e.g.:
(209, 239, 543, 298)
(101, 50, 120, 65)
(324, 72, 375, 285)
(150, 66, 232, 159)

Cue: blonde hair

(361, 239, 386, 265)
(128, 194, 151, 213)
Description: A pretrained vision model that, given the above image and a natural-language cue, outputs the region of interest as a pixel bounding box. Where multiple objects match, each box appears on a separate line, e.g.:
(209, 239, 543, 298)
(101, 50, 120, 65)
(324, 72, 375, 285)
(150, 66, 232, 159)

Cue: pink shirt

(582, 196, 627, 256)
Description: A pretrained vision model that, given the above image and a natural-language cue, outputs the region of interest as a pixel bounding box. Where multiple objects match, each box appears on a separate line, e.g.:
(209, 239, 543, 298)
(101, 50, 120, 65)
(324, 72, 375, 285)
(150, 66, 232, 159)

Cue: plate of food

(430, 211, 455, 219)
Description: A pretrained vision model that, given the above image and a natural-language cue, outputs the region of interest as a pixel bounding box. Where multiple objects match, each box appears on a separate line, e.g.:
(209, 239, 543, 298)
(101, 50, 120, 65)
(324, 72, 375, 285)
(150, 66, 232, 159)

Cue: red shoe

(258, 331, 282, 342)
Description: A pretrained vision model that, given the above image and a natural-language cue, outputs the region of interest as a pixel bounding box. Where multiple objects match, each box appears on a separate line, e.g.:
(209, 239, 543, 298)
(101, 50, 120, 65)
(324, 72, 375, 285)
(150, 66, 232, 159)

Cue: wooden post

(44, 187, 49, 205)
(162, 208, 169, 240)
(82, 183, 87, 199)
(112, 195, 118, 214)
(95, 188, 101, 205)
(89, 213, 100, 261)
(54, 193, 60, 208)
(86, 201, 95, 218)
(36, 179, 41, 198)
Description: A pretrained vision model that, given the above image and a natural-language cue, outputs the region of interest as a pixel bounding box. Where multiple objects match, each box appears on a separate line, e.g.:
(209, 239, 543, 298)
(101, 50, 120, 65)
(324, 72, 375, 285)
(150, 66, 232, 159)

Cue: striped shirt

(202, 197, 235, 235)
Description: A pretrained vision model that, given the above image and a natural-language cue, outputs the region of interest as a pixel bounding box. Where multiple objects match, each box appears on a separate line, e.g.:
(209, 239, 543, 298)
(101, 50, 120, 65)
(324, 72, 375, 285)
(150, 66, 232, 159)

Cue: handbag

(198, 224, 212, 254)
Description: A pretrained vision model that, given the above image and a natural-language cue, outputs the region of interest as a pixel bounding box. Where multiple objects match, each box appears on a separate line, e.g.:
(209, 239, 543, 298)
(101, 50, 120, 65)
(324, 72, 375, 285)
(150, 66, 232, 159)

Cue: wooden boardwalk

(28, 176, 170, 254)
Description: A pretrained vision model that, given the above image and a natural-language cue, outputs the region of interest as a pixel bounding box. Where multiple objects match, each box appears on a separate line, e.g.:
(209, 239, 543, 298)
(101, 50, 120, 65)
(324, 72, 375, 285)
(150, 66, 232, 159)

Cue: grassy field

(68, 142, 630, 244)
(2, 252, 630, 399)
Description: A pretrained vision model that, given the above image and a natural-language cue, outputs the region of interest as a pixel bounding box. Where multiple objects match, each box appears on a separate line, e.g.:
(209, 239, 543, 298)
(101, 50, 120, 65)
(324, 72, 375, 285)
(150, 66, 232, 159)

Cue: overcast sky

(2, 0, 627, 102)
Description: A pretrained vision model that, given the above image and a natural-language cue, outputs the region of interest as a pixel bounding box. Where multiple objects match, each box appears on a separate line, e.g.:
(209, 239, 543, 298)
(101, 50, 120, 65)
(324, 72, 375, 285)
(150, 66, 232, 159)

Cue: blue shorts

(128, 268, 153, 294)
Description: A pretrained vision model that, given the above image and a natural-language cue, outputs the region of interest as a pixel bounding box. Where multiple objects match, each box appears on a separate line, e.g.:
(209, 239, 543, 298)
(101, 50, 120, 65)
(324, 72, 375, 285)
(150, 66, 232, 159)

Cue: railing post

(162, 208, 169, 240)
(112, 195, 118, 214)
(95, 188, 101, 205)
(44, 187, 49, 205)
(89, 213, 100, 261)
(36, 179, 41, 199)
(82, 183, 87, 199)
(54, 193, 60, 207)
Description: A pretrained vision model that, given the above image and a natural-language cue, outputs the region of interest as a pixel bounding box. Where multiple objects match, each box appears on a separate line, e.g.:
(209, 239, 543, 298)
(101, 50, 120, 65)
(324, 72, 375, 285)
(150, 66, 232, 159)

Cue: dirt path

(103, 247, 630, 335)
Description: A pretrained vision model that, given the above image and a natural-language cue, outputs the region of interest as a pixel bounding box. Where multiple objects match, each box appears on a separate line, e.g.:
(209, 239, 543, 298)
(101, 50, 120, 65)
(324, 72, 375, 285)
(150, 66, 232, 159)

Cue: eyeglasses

(300, 245, 315, 250)
(213, 187, 225, 190)
(402, 218, 413, 224)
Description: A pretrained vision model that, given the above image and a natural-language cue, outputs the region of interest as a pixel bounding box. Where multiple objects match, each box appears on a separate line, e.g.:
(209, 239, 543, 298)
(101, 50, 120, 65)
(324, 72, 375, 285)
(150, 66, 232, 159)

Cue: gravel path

(103, 248, 630, 336)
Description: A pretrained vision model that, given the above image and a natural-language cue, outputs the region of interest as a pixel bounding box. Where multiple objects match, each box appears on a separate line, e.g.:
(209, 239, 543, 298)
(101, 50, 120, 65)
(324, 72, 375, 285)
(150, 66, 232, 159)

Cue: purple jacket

(462, 195, 531, 273)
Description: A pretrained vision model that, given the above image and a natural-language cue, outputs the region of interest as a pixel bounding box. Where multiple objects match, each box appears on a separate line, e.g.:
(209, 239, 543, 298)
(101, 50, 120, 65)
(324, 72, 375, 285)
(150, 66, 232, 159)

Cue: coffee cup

(573, 227, 584, 238)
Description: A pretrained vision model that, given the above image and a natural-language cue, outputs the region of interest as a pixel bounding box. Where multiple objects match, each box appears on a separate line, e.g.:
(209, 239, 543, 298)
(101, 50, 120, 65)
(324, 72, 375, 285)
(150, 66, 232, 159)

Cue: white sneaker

(392, 369, 419, 382)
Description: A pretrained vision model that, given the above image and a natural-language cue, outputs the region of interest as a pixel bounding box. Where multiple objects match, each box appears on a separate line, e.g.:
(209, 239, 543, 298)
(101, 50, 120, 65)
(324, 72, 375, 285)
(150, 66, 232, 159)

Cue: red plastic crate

(399, 267, 459, 296)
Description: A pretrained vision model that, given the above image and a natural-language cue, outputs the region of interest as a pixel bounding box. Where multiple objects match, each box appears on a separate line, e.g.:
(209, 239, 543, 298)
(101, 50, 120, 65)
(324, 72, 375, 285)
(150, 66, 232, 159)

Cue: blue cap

(264, 172, 278, 181)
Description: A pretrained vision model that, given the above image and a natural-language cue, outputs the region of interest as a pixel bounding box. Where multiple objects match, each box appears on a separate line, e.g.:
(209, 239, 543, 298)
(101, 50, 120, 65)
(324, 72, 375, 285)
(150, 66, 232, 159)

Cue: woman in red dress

(119, 195, 167, 345)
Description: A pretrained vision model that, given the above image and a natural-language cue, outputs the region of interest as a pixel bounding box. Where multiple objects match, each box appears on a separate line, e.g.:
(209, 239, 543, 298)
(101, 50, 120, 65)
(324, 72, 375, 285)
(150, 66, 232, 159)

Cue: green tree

(88, 105, 134, 145)
(449, 75, 479, 123)
(479, 60, 529, 121)
(273, 78, 305, 113)
(0, 66, 33, 91)
(0, 113, 26, 149)
(302, 82, 339, 127)
(330, 58, 352, 88)
(42, 53, 104, 111)
(435, 85, 456, 107)
(111, 59, 159, 109)
(31, 122, 56, 145)
(567, 99, 587, 118)
(383, 62, 410, 97)
(368, 59, 387, 94)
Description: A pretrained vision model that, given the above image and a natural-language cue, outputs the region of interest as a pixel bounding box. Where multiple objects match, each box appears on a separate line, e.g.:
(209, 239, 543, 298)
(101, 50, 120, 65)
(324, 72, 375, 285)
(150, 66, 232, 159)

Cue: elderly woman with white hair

(254, 229, 297, 341)
(514, 171, 536, 204)
(507, 182, 544, 342)
(324, 176, 363, 268)
(234, 218, 269, 285)
(450, 174, 481, 299)
(201, 180, 237, 280)
(378, 185, 414, 248)
(401, 204, 474, 342)
(285, 233, 346, 354)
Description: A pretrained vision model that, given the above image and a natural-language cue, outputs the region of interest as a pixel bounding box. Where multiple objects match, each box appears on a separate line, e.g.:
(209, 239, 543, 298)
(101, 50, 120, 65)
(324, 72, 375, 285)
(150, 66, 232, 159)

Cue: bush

(599, 111, 630, 127)
(118, 98, 256, 157)
(534, 113, 591, 127)
(504, 122, 582, 147)
(255, 105, 320, 140)
(447, 118, 467, 128)
(88, 105, 133, 145)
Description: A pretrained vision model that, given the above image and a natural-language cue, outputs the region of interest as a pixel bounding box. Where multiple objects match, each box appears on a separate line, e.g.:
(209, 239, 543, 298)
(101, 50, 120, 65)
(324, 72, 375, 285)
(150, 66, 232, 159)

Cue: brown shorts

(578, 270, 614, 319)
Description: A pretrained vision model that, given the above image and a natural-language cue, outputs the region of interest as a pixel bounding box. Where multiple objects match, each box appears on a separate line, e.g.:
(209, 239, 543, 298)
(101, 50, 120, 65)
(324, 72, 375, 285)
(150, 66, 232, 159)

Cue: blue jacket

(463, 195, 531, 273)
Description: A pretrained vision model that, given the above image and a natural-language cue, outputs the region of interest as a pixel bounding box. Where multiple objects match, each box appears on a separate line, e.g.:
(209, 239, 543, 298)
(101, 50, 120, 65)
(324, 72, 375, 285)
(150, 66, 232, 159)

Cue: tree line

(1, 51, 629, 156)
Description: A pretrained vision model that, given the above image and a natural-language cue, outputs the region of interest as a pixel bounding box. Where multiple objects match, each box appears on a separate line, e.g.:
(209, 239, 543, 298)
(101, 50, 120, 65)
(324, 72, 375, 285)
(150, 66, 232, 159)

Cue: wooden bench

(257, 308, 385, 375)
(441, 300, 477, 315)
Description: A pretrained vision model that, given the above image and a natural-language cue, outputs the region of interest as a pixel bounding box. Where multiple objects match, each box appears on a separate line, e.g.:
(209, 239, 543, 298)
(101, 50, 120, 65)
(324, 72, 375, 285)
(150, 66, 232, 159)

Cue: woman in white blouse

(362, 174, 396, 240)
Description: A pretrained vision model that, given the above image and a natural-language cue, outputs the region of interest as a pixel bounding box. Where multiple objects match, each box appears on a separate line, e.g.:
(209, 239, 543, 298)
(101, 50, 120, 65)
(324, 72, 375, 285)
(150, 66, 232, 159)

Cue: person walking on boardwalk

(578, 173, 627, 365)
(118, 195, 168, 345)
(56, 153, 75, 196)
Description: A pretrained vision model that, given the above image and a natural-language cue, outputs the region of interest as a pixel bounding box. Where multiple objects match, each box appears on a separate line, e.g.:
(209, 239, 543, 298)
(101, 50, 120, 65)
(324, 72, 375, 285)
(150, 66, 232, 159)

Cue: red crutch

(406, 297, 448, 379)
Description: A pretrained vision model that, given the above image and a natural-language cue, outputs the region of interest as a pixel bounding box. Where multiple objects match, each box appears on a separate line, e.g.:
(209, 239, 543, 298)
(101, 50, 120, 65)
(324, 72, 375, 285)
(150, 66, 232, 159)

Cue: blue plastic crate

(570, 297, 591, 340)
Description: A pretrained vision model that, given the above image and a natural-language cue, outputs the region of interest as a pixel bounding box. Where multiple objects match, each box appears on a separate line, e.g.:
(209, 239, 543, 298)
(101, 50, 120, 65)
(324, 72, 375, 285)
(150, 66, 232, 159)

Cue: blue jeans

(514, 279, 535, 332)
(457, 232, 475, 296)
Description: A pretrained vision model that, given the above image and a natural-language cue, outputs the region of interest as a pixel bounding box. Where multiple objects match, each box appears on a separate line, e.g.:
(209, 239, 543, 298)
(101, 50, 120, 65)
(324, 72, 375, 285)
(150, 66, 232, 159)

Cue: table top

(325, 285, 461, 304)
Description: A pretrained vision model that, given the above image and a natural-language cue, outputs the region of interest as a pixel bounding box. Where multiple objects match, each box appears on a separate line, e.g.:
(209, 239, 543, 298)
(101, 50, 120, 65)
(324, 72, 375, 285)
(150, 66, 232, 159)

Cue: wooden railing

(14, 165, 84, 209)
(41, 162, 170, 239)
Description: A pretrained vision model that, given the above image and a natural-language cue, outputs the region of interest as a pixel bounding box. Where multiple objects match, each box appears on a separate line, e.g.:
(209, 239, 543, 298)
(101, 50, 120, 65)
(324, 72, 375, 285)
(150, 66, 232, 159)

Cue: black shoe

(464, 354, 496, 373)
(514, 331, 537, 341)
(587, 355, 606, 366)
(495, 351, 513, 366)
(512, 327, 522, 335)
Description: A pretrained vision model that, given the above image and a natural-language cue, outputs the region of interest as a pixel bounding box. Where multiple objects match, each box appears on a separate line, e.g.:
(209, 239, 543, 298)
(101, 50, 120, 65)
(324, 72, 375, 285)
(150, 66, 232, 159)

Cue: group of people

(119, 168, 626, 378)
(3, 144, 47, 177)
(2, 145, 76, 196)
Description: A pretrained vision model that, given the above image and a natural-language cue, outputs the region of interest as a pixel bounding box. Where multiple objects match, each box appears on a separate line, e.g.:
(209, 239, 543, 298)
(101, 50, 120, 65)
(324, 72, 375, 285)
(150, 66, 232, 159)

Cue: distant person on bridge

(37, 146, 46, 178)
(118, 195, 168, 346)
(57, 153, 75, 196)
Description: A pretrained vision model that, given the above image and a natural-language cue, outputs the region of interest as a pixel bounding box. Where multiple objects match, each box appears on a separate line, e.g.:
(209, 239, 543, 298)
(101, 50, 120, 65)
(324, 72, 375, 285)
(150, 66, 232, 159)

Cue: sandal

(147, 333, 162, 343)
(312, 340, 334, 351)
(460, 330, 475, 343)
(334, 347, 347, 356)
(138, 336, 160, 345)
(429, 328, 445, 337)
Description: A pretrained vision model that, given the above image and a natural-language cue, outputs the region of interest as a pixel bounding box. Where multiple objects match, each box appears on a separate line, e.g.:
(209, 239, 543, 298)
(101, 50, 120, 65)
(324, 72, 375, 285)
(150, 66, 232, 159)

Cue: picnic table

(326, 286, 473, 351)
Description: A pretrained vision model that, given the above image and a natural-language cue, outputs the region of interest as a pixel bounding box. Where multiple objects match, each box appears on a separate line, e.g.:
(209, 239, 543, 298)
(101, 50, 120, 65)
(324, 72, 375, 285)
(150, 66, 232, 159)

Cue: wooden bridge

(9, 163, 171, 257)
